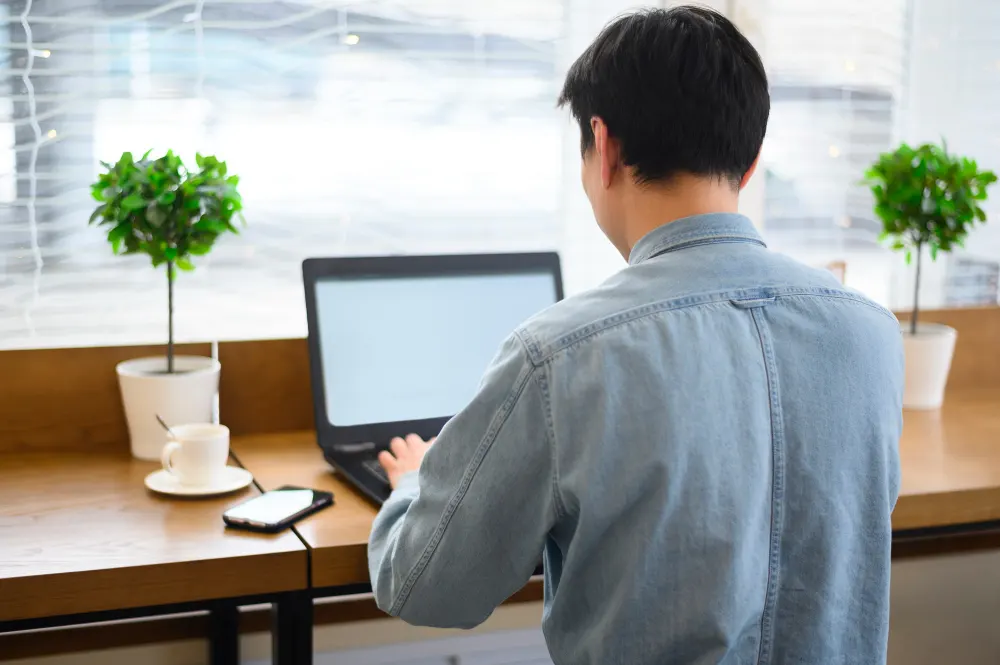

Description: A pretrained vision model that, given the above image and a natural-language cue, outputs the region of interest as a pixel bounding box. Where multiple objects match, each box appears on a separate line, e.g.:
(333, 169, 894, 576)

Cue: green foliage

(89, 151, 244, 372)
(865, 141, 996, 334)
(865, 142, 996, 260)
(89, 150, 244, 272)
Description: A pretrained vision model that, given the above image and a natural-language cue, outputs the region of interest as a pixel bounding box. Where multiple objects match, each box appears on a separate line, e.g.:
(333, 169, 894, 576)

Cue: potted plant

(866, 142, 996, 410)
(90, 150, 243, 459)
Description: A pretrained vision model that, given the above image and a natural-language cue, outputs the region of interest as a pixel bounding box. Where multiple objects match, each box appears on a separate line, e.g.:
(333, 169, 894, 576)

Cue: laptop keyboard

(361, 457, 389, 485)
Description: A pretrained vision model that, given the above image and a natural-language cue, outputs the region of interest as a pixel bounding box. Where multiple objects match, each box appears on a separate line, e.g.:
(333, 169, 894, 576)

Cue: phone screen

(224, 487, 329, 526)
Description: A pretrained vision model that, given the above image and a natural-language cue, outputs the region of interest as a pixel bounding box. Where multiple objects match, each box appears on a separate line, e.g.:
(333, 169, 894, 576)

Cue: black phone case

(223, 486, 334, 533)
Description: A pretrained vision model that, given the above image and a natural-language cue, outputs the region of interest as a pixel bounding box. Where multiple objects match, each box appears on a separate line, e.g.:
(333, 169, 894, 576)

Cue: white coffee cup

(161, 423, 230, 487)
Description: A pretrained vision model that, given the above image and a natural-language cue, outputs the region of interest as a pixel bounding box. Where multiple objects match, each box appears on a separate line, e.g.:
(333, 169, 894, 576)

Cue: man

(369, 6, 903, 664)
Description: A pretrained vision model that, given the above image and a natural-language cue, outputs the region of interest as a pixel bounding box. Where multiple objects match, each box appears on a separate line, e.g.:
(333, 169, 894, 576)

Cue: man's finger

(390, 436, 407, 458)
(378, 450, 397, 471)
(405, 433, 424, 447)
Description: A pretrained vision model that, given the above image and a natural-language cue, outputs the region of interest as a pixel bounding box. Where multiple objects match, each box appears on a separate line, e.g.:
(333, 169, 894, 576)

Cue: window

(751, 0, 1000, 308)
(902, 0, 1000, 308)
(0, 0, 566, 348)
(751, 0, 908, 306)
(2, 0, 997, 351)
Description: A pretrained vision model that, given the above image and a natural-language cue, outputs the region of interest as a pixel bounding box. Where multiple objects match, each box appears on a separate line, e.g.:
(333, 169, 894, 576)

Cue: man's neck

(622, 175, 740, 254)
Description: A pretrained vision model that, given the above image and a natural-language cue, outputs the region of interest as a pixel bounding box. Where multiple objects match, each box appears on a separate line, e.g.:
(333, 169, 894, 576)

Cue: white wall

(557, 0, 643, 295)
(897, 0, 1000, 309)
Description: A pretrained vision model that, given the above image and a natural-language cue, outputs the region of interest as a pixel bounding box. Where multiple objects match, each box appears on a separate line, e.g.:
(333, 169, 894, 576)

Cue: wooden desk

(2, 389, 995, 663)
(232, 388, 1000, 588)
(232, 433, 375, 588)
(1, 312, 995, 662)
(0, 452, 308, 623)
(894, 389, 1000, 531)
(231, 433, 545, 613)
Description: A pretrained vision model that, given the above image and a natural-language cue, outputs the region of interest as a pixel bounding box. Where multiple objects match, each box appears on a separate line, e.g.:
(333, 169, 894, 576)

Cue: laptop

(302, 253, 564, 505)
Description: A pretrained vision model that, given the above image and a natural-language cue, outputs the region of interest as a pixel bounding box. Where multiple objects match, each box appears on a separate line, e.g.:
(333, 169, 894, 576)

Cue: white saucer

(145, 466, 254, 497)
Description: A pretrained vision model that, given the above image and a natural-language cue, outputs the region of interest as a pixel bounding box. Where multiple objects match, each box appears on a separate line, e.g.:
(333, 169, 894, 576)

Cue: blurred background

(0, 0, 997, 349)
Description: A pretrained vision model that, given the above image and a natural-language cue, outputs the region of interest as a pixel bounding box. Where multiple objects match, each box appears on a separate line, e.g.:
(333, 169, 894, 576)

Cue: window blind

(2, 0, 997, 350)
(756, 0, 999, 307)
(0, 0, 566, 349)
(759, 0, 909, 250)
(904, 0, 1000, 306)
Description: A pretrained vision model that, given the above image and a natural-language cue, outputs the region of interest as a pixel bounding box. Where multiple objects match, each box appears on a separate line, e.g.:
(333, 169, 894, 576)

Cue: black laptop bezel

(302, 252, 564, 479)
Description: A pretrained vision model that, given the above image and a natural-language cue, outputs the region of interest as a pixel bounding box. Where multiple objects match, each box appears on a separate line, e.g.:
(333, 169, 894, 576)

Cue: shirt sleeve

(367, 331, 559, 628)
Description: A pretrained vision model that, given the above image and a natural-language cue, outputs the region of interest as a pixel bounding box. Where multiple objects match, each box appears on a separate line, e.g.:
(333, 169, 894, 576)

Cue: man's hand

(379, 434, 435, 489)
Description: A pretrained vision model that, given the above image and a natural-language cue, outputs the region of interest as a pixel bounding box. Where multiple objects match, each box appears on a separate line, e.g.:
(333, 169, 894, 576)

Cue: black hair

(557, 6, 770, 188)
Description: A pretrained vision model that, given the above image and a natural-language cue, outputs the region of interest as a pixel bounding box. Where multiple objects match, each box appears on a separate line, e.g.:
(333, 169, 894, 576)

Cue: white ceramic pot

(116, 356, 221, 460)
(901, 323, 957, 410)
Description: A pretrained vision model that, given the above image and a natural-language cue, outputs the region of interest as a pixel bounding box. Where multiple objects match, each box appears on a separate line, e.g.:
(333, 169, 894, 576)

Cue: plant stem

(167, 260, 174, 373)
(911, 243, 921, 336)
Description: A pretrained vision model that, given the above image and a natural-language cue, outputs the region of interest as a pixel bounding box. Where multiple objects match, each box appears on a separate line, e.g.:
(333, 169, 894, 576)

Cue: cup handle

(161, 441, 182, 477)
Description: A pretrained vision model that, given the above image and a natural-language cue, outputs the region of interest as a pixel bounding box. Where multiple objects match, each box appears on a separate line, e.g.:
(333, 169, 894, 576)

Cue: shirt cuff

(391, 470, 420, 497)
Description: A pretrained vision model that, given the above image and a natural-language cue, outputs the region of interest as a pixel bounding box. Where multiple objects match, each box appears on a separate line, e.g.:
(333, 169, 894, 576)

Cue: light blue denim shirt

(369, 213, 903, 665)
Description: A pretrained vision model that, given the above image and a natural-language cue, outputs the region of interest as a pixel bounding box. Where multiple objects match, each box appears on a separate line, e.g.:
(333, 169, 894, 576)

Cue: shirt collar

(627, 213, 766, 266)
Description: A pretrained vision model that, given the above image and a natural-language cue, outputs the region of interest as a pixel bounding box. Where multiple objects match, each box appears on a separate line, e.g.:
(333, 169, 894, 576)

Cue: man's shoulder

(511, 258, 898, 367)
(513, 269, 651, 365)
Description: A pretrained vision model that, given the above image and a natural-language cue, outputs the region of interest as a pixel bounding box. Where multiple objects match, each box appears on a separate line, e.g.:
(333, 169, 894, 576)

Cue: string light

(19, 0, 44, 337)
(192, 0, 205, 99)
(343, 34, 360, 46)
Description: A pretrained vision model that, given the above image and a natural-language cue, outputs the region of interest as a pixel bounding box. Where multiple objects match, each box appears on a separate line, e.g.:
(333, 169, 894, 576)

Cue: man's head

(558, 6, 770, 257)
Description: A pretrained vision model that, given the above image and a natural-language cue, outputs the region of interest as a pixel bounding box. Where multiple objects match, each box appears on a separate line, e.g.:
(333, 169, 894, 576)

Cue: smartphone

(223, 485, 333, 533)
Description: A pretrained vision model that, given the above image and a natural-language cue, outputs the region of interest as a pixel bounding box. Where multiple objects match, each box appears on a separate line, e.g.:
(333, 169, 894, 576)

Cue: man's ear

(740, 151, 762, 190)
(590, 116, 619, 189)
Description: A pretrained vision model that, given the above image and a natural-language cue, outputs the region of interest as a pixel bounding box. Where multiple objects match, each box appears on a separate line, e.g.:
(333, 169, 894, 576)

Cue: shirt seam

(532, 289, 896, 363)
(514, 327, 544, 367)
(536, 360, 567, 519)
(750, 307, 786, 665)
(387, 343, 536, 616)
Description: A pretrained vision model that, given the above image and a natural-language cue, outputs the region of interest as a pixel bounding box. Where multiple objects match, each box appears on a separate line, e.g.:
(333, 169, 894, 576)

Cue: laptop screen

(314, 270, 558, 427)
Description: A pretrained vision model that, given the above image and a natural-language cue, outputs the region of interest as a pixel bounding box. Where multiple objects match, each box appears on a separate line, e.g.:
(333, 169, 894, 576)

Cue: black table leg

(273, 591, 312, 665)
(208, 600, 240, 665)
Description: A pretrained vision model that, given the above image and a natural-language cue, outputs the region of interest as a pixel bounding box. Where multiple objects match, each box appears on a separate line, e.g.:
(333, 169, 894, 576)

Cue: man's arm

(367, 333, 559, 628)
